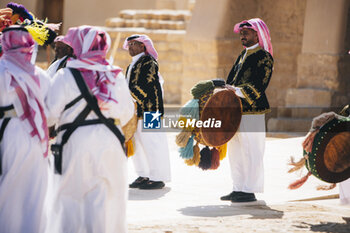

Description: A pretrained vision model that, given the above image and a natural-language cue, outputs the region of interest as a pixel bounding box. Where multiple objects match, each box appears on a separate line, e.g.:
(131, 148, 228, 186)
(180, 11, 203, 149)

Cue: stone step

(188, 0, 196, 11)
(267, 117, 312, 133)
(106, 9, 191, 31)
(106, 18, 186, 30)
(104, 27, 186, 44)
(118, 9, 191, 21)
(102, 27, 186, 105)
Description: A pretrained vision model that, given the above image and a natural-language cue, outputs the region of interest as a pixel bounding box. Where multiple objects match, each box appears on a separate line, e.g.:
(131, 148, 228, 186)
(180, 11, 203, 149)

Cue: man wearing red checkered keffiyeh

(45, 26, 135, 233)
(0, 25, 50, 233)
(123, 34, 171, 190)
(222, 18, 274, 203)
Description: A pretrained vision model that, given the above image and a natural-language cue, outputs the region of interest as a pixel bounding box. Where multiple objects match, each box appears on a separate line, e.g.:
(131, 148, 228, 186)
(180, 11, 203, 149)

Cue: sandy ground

(126, 133, 350, 233)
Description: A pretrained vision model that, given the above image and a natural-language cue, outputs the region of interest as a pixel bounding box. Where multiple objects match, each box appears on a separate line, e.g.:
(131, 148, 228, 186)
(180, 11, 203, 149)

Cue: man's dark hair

(239, 22, 252, 28)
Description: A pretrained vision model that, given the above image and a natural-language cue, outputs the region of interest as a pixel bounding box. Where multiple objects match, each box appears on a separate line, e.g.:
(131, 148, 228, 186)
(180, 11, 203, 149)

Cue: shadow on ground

(178, 203, 284, 219)
(295, 221, 350, 232)
(128, 187, 171, 200)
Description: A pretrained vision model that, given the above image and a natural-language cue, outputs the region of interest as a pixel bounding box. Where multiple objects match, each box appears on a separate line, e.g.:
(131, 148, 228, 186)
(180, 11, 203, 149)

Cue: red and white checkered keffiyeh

(234, 18, 273, 57)
(61, 26, 122, 104)
(123, 34, 158, 60)
(122, 34, 165, 89)
(1, 27, 49, 157)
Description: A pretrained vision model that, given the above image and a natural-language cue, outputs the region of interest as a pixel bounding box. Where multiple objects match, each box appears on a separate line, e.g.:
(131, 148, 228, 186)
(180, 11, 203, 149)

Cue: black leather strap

(69, 68, 125, 150)
(57, 118, 105, 132)
(56, 56, 69, 72)
(0, 118, 10, 143)
(64, 95, 83, 111)
(0, 118, 11, 175)
(0, 105, 14, 118)
(49, 95, 84, 138)
(53, 105, 91, 174)
(52, 68, 126, 174)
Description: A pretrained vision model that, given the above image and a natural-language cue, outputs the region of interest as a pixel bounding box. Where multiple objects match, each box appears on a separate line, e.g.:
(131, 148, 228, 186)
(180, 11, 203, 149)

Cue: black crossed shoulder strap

(0, 118, 11, 175)
(0, 104, 14, 175)
(51, 68, 125, 174)
(52, 68, 126, 174)
(0, 105, 14, 118)
(69, 68, 125, 148)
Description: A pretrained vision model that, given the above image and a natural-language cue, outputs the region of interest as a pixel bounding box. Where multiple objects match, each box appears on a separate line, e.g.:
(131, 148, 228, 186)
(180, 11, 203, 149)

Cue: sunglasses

(128, 41, 142, 47)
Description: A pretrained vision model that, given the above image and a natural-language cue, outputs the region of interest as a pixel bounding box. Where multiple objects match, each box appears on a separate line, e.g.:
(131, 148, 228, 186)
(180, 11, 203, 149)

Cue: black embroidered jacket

(226, 47, 273, 114)
(126, 54, 164, 118)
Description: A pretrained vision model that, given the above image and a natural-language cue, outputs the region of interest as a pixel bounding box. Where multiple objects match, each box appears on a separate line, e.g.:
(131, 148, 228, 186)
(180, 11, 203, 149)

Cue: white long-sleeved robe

(339, 178, 350, 205)
(46, 56, 68, 78)
(45, 68, 134, 233)
(126, 53, 171, 183)
(228, 114, 265, 193)
(0, 63, 50, 233)
(132, 120, 171, 182)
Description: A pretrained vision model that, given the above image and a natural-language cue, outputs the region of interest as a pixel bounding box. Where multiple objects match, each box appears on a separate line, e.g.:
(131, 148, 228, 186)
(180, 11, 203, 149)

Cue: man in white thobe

(123, 34, 171, 189)
(46, 36, 74, 77)
(222, 18, 274, 202)
(0, 26, 50, 233)
(45, 26, 134, 233)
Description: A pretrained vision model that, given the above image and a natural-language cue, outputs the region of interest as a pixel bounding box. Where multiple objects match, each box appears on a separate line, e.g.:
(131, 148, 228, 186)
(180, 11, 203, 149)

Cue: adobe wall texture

(181, 0, 307, 107)
(0, 0, 190, 32)
(5, 0, 350, 118)
(107, 29, 185, 105)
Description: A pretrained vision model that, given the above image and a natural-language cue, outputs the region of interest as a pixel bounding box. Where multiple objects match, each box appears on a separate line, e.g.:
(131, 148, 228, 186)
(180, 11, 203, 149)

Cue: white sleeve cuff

(234, 87, 245, 98)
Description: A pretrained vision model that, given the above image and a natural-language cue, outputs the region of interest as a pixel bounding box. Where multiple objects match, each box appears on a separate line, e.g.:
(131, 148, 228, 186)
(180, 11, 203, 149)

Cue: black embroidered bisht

(226, 47, 274, 114)
(126, 54, 164, 118)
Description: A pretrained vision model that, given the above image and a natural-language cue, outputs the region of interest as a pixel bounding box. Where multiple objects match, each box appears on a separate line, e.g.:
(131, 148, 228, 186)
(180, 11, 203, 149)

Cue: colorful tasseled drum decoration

(176, 80, 242, 170)
(288, 112, 350, 190)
